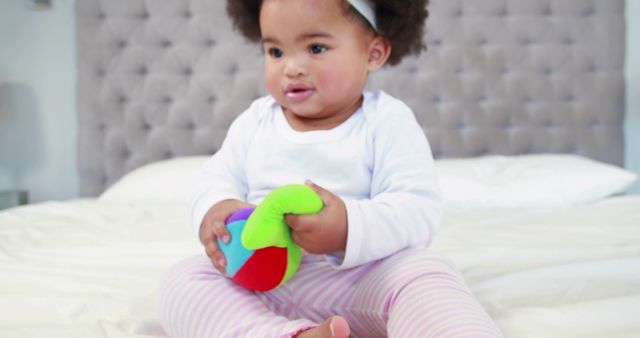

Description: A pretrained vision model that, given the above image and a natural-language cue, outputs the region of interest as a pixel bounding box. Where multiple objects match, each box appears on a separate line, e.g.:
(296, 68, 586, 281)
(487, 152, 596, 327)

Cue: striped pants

(158, 249, 502, 337)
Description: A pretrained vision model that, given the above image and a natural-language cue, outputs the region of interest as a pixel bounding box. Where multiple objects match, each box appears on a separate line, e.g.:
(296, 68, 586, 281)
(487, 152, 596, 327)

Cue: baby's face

(260, 0, 378, 131)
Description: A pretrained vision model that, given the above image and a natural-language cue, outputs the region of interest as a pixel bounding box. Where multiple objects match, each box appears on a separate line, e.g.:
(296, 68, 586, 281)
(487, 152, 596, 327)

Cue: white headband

(347, 0, 377, 31)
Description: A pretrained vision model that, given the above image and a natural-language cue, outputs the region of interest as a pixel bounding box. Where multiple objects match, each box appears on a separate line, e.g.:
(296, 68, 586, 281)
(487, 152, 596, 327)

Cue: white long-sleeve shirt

(189, 90, 443, 269)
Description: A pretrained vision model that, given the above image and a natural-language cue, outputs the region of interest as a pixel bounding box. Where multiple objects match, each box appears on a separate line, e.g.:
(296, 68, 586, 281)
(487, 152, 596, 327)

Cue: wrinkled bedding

(432, 195, 640, 338)
(0, 196, 639, 337)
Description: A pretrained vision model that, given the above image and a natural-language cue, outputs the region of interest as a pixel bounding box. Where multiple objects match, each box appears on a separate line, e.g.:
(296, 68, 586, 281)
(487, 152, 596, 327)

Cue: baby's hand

(200, 199, 254, 274)
(285, 180, 348, 254)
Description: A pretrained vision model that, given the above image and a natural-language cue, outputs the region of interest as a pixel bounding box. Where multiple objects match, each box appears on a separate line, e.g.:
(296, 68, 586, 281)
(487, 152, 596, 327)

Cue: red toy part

(232, 246, 288, 292)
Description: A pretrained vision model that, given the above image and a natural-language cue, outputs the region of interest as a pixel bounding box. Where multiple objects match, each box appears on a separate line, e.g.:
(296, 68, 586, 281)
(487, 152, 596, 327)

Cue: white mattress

(1, 196, 639, 337)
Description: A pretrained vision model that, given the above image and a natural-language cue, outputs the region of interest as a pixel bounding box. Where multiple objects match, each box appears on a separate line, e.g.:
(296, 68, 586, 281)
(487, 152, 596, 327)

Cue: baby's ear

(367, 37, 391, 71)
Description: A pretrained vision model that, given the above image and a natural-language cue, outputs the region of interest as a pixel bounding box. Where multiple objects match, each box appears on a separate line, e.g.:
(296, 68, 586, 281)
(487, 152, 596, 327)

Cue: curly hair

(226, 0, 429, 66)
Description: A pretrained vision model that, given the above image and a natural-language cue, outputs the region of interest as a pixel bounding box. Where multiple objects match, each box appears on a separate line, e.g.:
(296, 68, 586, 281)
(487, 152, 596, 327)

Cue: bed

(1, 0, 638, 337)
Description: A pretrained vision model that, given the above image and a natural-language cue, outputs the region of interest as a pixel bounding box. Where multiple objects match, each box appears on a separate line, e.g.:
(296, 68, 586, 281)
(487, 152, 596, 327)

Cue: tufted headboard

(76, 0, 626, 196)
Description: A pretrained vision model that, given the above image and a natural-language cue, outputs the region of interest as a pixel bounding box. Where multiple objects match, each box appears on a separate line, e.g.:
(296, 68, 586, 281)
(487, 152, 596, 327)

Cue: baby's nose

(284, 56, 307, 77)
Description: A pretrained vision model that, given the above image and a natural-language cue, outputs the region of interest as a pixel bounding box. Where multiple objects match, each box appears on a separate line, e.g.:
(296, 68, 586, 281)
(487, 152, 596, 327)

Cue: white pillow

(99, 156, 209, 202)
(100, 154, 638, 208)
(435, 154, 638, 208)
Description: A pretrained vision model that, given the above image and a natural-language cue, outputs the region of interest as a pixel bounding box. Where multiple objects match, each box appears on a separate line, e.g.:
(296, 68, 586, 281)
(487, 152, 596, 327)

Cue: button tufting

(520, 37, 531, 46)
(583, 7, 595, 17)
(406, 65, 419, 74)
(564, 93, 575, 102)
(161, 40, 172, 48)
(227, 64, 239, 75)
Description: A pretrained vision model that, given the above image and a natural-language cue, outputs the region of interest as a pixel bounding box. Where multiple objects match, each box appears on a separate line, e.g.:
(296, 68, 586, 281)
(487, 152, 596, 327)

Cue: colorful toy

(217, 184, 323, 291)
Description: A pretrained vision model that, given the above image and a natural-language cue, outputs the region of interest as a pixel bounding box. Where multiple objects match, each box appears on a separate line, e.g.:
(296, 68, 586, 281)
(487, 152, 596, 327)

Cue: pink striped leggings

(158, 249, 502, 337)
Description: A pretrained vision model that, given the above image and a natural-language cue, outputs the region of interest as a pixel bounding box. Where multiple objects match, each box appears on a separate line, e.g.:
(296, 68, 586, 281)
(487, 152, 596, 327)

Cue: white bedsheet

(0, 196, 639, 337)
(433, 195, 640, 338)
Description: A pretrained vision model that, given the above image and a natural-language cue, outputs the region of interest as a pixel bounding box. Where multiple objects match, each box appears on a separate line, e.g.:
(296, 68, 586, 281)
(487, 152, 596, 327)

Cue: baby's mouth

(285, 84, 315, 103)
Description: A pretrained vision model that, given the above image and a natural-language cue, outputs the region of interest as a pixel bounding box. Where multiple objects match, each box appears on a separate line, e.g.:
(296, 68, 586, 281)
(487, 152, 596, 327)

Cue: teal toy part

(219, 219, 254, 276)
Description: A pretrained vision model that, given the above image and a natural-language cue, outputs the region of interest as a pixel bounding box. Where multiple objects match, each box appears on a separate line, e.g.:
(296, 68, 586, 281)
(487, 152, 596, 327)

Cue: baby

(159, 1, 503, 337)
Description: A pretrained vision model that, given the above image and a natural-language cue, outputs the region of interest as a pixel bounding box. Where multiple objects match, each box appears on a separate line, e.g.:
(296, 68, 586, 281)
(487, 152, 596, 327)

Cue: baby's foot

(296, 316, 350, 338)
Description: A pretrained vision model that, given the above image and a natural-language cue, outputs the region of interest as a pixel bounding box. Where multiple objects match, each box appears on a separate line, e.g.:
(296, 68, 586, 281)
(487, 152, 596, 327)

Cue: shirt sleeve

(187, 101, 262, 238)
(327, 98, 443, 269)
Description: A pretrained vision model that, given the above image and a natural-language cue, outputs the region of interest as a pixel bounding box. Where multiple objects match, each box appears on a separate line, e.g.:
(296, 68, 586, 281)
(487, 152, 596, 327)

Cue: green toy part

(243, 184, 323, 249)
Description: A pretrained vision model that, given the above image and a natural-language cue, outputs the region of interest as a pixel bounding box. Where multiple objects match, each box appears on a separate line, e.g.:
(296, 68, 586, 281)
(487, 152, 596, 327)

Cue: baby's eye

(268, 47, 284, 58)
(309, 44, 328, 54)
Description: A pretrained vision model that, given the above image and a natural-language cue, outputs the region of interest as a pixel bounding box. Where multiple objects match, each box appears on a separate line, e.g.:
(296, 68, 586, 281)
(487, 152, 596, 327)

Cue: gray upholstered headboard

(76, 0, 626, 197)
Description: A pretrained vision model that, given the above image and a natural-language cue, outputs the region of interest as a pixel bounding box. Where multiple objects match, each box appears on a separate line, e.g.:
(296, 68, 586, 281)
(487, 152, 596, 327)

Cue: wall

(0, 0, 77, 202)
(626, 0, 640, 193)
(0, 0, 638, 202)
